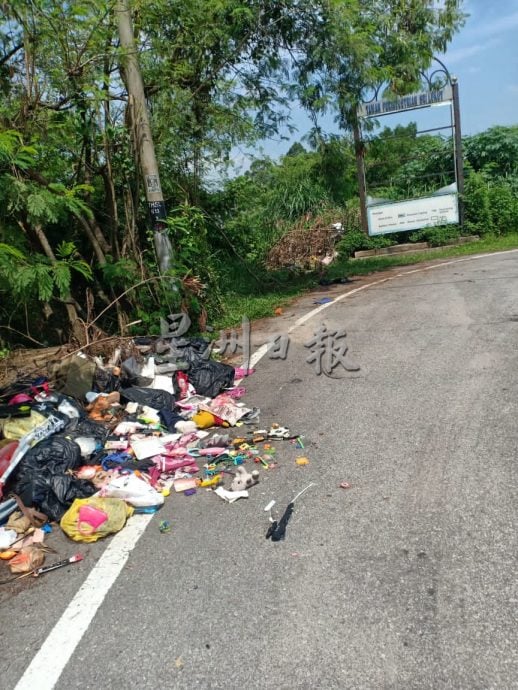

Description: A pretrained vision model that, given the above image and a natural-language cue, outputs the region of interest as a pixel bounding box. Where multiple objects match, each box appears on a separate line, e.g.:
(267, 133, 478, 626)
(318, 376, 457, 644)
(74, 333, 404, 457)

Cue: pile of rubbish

(266, 216, 344, 270)
(0, 335, 304, 583)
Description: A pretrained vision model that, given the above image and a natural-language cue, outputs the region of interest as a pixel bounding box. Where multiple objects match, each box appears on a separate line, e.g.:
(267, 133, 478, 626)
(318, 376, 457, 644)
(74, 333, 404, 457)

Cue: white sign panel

(358, 84, 452, 119)
(367, 193, 459, 236)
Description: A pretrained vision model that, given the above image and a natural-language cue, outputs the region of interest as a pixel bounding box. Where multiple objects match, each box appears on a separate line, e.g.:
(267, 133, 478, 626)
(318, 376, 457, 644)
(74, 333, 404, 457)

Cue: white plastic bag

(0, 527, 18, 549)
(101, 474, 164, 508)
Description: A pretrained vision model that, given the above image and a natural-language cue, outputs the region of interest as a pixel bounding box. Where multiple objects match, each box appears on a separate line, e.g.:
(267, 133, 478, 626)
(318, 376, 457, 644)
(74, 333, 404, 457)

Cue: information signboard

(367, 193, 459, 236)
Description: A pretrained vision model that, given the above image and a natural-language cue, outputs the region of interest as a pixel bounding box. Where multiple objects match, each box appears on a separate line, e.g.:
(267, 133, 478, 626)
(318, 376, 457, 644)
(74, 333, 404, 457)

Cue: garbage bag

(64, 417, 110, 444)
(93, 366, 121, 394)
(101, 474, 164, 508)
(60, 496, 133, 542)
(120, 387, 175, 411)
(13, 436, 96, 521)
(17, 436, 81, 475)
(188, 360, 235, 398)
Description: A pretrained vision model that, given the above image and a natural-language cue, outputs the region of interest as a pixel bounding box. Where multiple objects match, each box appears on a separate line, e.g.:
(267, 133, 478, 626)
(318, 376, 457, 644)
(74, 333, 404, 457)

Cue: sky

(236, 0, 518, 168)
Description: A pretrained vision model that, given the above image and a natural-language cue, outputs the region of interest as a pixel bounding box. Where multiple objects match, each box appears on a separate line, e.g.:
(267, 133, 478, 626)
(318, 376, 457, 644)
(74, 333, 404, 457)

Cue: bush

(337, 229, 395, 257)
(488, 182, 518, 235)
(409, 224, 461, 247)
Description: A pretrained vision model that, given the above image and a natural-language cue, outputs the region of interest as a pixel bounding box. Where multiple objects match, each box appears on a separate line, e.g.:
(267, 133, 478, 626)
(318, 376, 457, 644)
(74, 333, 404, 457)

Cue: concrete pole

(116, 0, 172, 272)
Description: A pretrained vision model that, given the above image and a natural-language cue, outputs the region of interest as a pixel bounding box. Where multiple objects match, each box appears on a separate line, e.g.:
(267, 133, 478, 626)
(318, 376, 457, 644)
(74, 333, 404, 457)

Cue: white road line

(14, 514, 153, 690)
(285, 248, 518, 333)
(14, 247, 518, 690)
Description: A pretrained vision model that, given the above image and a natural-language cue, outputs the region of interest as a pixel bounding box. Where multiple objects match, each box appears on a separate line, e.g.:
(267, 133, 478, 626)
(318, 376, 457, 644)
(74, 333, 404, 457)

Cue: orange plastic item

(0, 550, 16, 560)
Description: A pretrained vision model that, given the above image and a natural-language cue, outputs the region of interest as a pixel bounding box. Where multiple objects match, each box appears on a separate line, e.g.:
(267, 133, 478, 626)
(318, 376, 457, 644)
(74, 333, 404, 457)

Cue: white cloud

(468, 9, 518, 39)
(443, 41, 494, 64)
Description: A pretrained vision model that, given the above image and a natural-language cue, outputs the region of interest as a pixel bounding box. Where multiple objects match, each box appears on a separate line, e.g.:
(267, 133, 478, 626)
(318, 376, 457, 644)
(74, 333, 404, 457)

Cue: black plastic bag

(188, 360, 235, 398)
(93, 366, 121, 393)
(18, 436, 82, 474)
(157, 337, 211, 368)
(13, 435, 95, 521)
(64, 417, 110, 443)
(120, 387, 175, 410)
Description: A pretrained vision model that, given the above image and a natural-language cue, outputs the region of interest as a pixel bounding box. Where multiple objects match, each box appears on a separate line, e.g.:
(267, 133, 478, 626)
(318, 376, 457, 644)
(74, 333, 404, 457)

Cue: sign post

(355, 58, 463, 238)
(452, 78, 464, 228)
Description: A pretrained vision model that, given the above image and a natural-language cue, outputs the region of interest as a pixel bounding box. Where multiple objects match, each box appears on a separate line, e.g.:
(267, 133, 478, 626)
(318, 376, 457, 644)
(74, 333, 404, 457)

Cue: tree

(293, 1, 465, 129)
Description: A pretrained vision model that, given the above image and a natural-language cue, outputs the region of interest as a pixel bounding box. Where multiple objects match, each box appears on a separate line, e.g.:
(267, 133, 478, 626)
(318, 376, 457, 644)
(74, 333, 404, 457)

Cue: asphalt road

(3, 252, 518, 689)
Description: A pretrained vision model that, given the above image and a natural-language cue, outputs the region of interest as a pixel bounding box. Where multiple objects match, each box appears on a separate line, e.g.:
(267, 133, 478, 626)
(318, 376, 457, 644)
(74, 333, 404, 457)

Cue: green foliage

(409, 225, 461, 247)
(0, 0, 501, 345)
(464, 126, 518, 176)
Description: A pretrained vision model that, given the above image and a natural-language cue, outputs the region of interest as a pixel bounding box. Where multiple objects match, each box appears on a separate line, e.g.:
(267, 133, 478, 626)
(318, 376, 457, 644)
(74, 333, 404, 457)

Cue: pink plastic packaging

(78, 505, 108, 535)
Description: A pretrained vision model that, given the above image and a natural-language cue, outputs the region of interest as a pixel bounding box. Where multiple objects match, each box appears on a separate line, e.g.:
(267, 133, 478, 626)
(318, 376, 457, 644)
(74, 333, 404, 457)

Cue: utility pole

(116, 0, 173, 272)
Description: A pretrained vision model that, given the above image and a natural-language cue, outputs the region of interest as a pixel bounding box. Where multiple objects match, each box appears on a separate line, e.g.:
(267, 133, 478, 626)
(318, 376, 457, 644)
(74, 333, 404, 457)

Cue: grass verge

(214, 233, 518, 329)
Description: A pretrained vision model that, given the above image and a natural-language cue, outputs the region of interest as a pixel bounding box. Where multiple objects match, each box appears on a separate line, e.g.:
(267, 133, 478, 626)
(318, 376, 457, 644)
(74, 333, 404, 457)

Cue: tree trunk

(32, 223, 86, 344)
(116, 0, 172, 273)
(77, 215, 107, 265)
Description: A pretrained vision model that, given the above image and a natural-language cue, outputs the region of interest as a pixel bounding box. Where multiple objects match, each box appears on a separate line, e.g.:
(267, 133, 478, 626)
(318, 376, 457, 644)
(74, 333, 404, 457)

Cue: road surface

(2, 251, 518, 689)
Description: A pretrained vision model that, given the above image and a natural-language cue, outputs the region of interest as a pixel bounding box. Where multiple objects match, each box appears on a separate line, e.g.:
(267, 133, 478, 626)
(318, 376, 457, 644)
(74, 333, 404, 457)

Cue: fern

(52, 262, 71, 297)
(32, 263, 55, 302)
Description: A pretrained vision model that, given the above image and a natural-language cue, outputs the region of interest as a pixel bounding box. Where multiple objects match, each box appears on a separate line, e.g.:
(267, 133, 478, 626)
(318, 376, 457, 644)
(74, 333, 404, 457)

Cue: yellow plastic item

(60, 497, 133, 543)
(199, 474, 222, 488)
(296, 456, 310, 466)
(192, 411, 216, 429)
(2, 411, 47, 440)
(0, 550, 16, 560)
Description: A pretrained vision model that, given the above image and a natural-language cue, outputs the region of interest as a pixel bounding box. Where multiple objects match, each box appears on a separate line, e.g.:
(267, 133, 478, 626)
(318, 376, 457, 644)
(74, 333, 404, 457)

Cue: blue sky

(237, 0, 518, 168)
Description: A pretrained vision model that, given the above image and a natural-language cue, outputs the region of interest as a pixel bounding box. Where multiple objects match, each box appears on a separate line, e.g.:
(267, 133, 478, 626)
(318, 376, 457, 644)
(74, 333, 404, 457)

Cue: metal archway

(353, 58, 464, 236)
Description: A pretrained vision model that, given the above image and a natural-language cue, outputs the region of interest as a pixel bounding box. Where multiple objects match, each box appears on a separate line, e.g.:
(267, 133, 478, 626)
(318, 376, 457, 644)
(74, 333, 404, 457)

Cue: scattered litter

(266, 483, 315, 542)
(339, 481, 352, 489)
(0, 528, 18, 550)
(33, 553, 83, 577)
(214, 486, 249, 503)
(296, 457, 309, 466)
(0, 334, 310, 589)
(9, 545, 46, 574)
(234, 368, 255, 378)
(268, 425, 291, 439)
(60, 497, 133, 543)
(230, 467, 259, 492)
(313, 297, 333, 305)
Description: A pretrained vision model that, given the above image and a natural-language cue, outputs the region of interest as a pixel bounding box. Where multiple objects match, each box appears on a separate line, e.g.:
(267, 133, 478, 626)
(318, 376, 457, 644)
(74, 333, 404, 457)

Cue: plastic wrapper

(101, 474, 164, 508)
(60, 497, 133, 543)
(9, 545, 45, 574)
